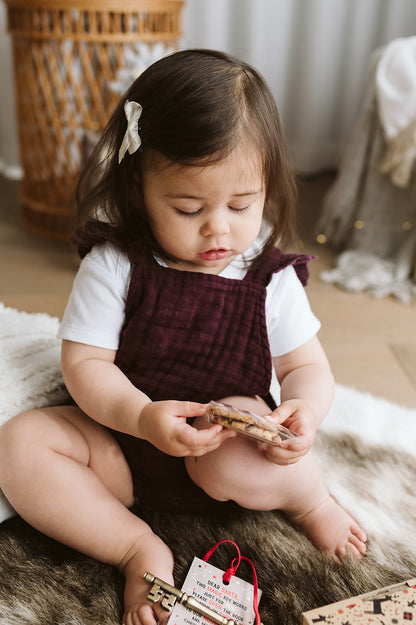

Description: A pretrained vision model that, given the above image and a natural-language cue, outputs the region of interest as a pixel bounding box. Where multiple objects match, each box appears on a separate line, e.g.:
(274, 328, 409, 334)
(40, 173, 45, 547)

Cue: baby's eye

(174, 207, 203, 217)
(229, 205, 249, 213)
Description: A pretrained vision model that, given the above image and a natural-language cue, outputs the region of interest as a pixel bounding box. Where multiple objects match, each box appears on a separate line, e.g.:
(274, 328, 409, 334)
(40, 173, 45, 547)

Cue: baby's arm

(262, 335, 334, 465)
(61, 340, 233, 456)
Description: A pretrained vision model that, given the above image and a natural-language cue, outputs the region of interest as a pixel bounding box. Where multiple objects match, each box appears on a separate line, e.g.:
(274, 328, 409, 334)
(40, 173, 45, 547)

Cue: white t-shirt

(58, 242, 320, 358)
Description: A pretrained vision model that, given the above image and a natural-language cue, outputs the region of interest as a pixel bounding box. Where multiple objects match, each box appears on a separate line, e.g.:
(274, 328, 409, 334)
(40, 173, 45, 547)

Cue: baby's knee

(0, 411, 43, 484)
(186, 396, 290, 508)
(185, 435, 270, 506)
(185, 454, 228, 502)
(0, 410, 38, 451)
(0, 407, 87, 484)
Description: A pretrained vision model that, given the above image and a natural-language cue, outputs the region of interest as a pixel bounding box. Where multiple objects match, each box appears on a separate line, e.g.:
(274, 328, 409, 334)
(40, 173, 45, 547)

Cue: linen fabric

(58, 240, 320, 512)
(110, 243, 313, 511)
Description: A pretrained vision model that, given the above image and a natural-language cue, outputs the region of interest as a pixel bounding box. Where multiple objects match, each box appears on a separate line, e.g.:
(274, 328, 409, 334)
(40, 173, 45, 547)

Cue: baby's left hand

(259, 399, 317, 465)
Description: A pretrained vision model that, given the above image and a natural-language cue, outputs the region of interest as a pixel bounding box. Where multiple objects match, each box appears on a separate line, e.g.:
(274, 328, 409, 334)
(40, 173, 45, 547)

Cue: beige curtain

(183, 0, 416, 172)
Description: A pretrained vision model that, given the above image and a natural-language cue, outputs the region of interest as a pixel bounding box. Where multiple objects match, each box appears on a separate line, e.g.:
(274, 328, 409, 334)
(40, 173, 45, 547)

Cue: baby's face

(142, 145, 265, 274)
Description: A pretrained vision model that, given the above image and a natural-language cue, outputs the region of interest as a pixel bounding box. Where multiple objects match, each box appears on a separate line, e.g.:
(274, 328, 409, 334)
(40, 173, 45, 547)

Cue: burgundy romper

(111, 244, 312, 513)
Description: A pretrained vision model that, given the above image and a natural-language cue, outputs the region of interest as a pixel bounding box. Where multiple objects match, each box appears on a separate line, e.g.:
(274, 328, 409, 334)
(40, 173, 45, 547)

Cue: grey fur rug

(1, 305, 416, 624)
(1, 428, 416, 625)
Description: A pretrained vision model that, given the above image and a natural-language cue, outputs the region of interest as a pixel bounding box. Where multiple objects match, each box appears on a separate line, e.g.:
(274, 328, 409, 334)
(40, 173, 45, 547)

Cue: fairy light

(309, 219, 412, 252)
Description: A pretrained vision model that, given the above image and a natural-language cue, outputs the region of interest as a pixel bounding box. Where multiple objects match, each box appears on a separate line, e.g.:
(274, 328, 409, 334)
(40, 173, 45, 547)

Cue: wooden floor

(1, 174, 416, 408)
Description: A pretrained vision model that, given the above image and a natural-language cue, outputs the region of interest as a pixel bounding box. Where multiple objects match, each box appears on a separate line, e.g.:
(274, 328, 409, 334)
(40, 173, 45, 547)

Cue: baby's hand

(259, 399, 317, 465)
(138, 400, 235, 457)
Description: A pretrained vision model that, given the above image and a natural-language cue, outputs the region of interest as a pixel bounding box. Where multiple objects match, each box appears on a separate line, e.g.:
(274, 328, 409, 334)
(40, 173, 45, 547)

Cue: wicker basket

(5, 0, 184, 239)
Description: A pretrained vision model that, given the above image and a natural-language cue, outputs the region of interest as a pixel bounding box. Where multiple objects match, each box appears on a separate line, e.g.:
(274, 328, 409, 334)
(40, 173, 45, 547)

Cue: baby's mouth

(198, 249, 231, 261)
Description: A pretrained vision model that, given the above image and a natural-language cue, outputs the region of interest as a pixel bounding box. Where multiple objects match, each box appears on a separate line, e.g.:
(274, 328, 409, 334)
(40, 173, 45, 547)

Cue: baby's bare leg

(186, 396, 366, 561)
(0, 406, 173, 625)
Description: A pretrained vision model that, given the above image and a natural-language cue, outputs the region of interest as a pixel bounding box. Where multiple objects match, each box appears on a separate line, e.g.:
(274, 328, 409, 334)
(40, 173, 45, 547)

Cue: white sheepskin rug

(0, 303, 69, 420)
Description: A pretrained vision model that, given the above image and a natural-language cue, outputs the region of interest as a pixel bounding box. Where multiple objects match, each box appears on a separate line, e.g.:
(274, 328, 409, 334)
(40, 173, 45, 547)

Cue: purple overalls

(111, 244, 311, 512)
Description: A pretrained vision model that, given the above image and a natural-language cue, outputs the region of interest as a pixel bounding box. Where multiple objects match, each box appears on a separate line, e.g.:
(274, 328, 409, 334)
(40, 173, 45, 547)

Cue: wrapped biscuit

(204, 401, 303, 446)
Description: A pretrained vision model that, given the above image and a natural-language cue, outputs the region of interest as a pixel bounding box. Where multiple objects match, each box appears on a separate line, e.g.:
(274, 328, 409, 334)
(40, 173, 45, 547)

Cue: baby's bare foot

(289, 496, 367, 561)
(120, 533, 174, 625)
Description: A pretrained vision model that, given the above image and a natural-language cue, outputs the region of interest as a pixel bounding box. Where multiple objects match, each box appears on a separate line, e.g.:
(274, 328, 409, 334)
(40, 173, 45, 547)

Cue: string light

(312, 219, 412, 249)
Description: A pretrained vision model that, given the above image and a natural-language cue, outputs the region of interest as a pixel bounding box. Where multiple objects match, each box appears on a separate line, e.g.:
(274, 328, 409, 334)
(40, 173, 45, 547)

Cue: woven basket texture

(5, 0, 183, 238)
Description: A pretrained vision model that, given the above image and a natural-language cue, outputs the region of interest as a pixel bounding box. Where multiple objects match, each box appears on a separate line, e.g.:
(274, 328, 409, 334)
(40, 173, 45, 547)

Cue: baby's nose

(200, 210, 230, 236)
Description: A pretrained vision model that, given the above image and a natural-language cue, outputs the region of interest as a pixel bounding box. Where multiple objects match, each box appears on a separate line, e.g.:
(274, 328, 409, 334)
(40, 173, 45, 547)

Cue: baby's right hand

(137, 400, 236, 457)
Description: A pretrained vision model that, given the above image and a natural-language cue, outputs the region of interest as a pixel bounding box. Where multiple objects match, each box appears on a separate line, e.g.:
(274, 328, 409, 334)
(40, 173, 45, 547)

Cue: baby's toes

(353, 532, 367, 552)
(351, 525, 367, 553)
(344, 533, 367, 561)
(353, 524, 367, 544)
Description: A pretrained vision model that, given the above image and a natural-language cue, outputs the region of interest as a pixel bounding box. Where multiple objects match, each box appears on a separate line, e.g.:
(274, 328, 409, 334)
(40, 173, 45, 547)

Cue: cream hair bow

(118, 100, 142, 163)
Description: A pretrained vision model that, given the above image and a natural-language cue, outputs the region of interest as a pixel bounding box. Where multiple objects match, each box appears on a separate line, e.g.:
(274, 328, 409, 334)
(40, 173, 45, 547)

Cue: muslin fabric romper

(111, 244, 312, 513)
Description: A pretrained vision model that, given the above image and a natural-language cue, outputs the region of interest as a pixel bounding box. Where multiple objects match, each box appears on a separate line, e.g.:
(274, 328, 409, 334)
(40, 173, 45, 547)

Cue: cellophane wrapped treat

(204, 401, 303, 446)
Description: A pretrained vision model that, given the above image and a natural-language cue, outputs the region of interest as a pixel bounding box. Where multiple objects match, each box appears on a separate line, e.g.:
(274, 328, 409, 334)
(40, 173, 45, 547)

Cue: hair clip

(118, 100, 142, 163)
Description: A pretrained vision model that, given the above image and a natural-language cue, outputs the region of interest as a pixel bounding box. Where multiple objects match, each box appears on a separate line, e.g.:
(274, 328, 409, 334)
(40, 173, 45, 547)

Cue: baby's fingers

(183, 424, 236, 456)
(124, 601, 169, 625)
(259, 440, 308, 465)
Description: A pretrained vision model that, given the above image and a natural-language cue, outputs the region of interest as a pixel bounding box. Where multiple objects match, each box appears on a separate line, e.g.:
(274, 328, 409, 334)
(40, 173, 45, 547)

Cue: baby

(0, 49, 366, 625)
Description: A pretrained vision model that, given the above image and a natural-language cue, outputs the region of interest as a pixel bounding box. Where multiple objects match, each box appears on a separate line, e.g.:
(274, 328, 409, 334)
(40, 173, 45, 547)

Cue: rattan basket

(5, 0, 184, 239)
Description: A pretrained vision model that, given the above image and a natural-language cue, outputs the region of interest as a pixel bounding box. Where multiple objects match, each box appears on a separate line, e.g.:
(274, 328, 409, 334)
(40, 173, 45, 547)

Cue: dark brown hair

(74, 49, 297, 265)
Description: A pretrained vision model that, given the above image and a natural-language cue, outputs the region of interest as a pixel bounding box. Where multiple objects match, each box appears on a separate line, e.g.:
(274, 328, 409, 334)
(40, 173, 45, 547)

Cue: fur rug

(1, 304, 416, 625)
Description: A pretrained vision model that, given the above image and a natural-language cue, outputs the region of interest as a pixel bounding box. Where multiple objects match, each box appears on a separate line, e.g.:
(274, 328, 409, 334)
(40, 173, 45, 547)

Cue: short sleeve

(266, 265, 321, 357)
(57, 243, 131, 349)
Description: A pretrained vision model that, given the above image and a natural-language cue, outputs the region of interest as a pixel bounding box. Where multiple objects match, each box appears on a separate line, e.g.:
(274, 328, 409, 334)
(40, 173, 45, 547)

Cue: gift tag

(168, 556, 261, 625)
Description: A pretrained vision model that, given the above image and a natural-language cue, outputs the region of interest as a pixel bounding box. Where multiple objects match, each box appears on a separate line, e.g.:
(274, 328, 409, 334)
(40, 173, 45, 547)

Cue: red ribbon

(203, 540, 261, 625)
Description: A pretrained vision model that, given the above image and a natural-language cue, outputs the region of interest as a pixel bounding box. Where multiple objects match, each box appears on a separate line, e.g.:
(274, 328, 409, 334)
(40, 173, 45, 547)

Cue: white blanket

(376, 36, 416, 186)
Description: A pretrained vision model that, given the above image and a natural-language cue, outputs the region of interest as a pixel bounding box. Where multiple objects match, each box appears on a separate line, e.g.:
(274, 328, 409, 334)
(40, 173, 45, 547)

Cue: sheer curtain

(1, 0, 415, 176)
(0, 1, 19, 177)
(182, 0, 416, 172)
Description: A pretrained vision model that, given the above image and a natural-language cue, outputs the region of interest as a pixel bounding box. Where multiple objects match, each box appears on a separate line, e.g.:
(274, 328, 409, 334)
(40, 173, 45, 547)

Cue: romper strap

(245, 248, 316, 287)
